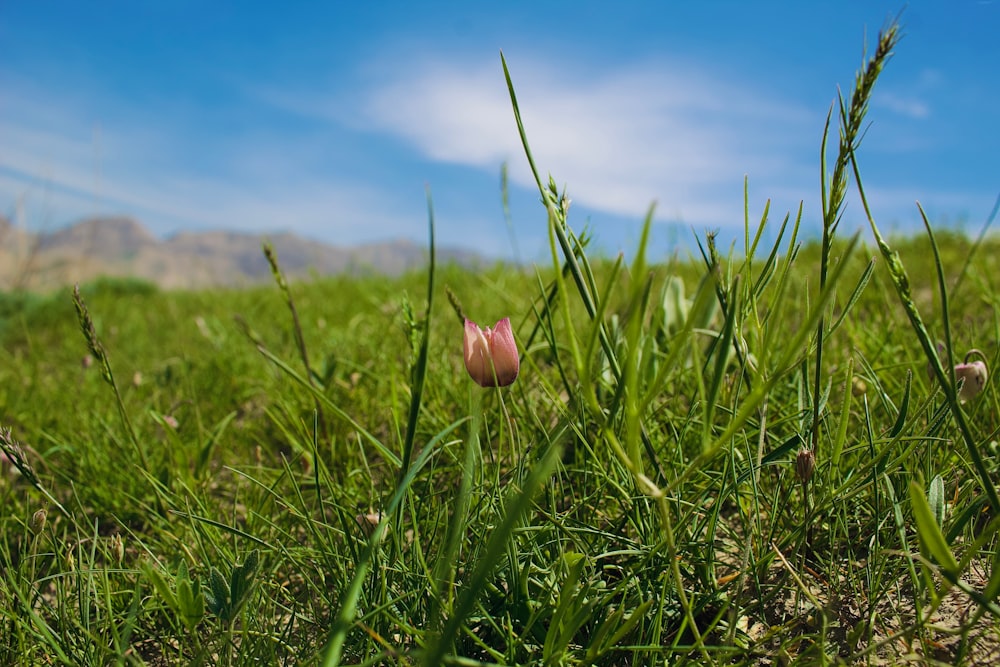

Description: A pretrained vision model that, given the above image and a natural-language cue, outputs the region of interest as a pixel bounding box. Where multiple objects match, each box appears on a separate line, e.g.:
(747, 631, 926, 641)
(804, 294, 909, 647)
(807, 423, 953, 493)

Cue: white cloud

(876, 92, 930, 119)
(0, 82, 422, 245)
(350, 55, 820, 227)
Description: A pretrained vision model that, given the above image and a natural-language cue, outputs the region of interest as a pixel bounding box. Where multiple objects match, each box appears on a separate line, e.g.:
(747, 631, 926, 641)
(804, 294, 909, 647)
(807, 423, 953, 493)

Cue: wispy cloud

(348, 54, 821, 227)
(0, 79, 422, 244)
(876, 92, 931, 119)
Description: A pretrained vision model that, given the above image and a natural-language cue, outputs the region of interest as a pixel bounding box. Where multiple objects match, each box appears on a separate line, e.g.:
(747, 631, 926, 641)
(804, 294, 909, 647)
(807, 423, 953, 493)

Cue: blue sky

(1, 1, 997, 261)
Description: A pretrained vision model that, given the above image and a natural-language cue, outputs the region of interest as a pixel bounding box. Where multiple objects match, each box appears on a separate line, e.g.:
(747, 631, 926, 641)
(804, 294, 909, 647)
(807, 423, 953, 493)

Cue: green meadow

(4, 22, 1000, 665)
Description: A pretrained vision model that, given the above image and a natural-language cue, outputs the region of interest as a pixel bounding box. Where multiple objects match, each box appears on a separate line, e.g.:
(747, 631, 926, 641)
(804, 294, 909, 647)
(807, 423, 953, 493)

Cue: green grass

(3, 18, 1000, 665)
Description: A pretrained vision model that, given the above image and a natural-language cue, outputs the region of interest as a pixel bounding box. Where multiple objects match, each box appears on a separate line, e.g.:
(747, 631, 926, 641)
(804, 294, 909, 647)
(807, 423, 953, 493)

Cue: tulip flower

(463, 318, 519, 387)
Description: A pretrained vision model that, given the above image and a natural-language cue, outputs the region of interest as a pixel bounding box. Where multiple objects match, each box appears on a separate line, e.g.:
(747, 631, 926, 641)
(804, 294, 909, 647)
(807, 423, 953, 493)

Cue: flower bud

(30, 508, 47, 534)
(110, 534, 125, 564)
(955, 360, 988, 400)
(463, 318, 519, 387)
(796, 447, 815, 484)
(927, 345, 989, 400)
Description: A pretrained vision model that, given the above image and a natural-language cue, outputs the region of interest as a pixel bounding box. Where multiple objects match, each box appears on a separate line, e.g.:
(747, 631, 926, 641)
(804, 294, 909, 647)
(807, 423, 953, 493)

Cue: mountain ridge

(0, 216, 482, 290)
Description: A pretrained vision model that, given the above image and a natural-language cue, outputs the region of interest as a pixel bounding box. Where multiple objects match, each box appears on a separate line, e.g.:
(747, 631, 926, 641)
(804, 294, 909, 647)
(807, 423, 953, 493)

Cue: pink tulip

(463, 318, 519, 387)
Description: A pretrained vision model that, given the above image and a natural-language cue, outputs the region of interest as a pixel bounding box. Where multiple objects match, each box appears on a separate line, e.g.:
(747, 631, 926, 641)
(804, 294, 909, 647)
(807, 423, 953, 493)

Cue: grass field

(3, 20, 1000, 666)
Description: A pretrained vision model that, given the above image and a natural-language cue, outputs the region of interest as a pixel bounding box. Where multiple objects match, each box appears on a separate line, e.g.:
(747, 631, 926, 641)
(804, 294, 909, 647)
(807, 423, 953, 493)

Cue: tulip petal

(464, 319, 492, 387)
(487, 318, 519, 387)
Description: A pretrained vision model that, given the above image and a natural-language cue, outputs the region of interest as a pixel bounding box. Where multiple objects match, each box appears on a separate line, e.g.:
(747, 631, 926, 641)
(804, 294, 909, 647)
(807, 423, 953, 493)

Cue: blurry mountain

(36, 217, 158, 261)
(0, 216, 483, 290)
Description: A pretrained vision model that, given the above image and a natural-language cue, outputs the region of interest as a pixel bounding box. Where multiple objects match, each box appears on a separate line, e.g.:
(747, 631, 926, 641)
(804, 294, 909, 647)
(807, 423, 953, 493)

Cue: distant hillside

(0, 216, 482, 290)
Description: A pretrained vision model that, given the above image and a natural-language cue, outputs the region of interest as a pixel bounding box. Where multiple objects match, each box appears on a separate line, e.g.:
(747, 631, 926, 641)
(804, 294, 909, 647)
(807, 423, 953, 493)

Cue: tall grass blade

(909, 480, 959, 576)
(321, 420, 465, 666)
(397, 189, 436, 484)
(263, 242, 317, 386)
(422, 438, 562, 665)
